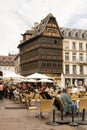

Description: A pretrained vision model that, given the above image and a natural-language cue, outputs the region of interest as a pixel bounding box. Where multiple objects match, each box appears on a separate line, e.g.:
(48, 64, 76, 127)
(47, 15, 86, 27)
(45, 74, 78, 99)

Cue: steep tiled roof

(21, 30, 34, 36)
(18, 13, 62, 47)
(30, 13, 54, 39)
(60, 27, 87, 40)
(0, 55, 16, 66)
(18, 14, 87, 48)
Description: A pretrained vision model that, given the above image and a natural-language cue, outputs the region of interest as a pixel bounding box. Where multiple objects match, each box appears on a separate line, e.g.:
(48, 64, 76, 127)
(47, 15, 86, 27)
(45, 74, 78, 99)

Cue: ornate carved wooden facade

(18, 14, 63, 78)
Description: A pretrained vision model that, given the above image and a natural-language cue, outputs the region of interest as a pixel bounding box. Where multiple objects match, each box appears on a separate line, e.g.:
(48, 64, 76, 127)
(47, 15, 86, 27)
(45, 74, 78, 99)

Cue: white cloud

(0, 0, 87, 55)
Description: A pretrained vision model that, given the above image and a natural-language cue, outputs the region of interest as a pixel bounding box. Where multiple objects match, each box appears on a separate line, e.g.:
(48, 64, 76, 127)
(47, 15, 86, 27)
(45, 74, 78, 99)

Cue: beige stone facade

(60, 27, 87, 87)
(0, 54, 16, 79)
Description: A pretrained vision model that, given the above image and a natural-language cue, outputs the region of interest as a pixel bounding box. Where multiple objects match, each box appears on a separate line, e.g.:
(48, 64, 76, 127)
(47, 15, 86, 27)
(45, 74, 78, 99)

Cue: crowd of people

(0, 80, 87, 116)
(0, 82, 35, 100)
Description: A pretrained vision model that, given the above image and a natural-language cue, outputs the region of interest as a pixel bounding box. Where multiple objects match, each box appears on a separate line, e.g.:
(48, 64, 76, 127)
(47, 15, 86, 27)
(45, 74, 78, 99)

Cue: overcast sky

(0, 0, 87, 56)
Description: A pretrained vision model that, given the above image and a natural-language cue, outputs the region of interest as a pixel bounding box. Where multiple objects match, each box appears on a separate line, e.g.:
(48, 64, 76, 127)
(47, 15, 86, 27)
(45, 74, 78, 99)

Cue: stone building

(60, 27, 87, 87)
(18, 13, 63, 84)
(18, 13, 87, 86)
(0, 54, 16, 79)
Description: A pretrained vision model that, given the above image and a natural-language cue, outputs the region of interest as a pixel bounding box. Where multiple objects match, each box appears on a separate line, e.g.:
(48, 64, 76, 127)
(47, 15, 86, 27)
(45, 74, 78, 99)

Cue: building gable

(42, 16, 62, 38)
(18, 13, 63, 48)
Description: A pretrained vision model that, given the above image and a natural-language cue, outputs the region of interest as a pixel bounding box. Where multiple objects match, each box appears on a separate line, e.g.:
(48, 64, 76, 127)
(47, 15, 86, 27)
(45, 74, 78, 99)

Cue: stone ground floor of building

(0, 98, 87, 130)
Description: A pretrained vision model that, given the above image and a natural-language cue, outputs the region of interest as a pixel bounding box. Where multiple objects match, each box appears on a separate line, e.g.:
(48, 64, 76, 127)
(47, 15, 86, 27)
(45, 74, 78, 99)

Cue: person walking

(0, 82, 4, 100)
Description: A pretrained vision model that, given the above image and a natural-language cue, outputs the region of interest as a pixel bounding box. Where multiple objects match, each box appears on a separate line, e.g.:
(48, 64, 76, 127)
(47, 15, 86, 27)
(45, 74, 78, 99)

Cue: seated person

(61, 88, 77, 115)
(39, 87, 52, 99)
(13, 88, 19, 100)
(71, 86, 78, 94)
(56, 90, 62, 98)
(39, 87, 61, 111)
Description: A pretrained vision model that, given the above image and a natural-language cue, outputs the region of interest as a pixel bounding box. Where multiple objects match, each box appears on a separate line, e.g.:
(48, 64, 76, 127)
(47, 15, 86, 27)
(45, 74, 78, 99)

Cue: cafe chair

(39, 99, 59, 126)
(31, 93, 40, 102)
(56, 98, 70, 124)
(37, 99, 54, 119)
(76, 98, 87, 125)
(25, 98, 38, 117)
(19, 93, 25, 104)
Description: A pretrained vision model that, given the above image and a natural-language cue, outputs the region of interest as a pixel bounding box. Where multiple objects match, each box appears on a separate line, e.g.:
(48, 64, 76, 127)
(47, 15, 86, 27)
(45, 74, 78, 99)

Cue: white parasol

(26, 72, 52, 79)
(22, 79, 36, 82)
(38, 79, 54, 83)
(3, 71, 24, 79)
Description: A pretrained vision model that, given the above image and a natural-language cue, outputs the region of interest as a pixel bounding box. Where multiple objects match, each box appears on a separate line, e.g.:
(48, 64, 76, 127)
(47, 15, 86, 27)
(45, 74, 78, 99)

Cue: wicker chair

(37, 99, 54, 119)
(19, 93, 25, 104)
(25, 98, 38, 117)
(56, 98, 70, 124)
(76, 98, 87, 125)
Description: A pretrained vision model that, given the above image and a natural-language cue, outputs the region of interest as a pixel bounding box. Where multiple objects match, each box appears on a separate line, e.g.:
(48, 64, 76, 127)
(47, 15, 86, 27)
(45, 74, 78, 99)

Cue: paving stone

(0, 98, 87, 130)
